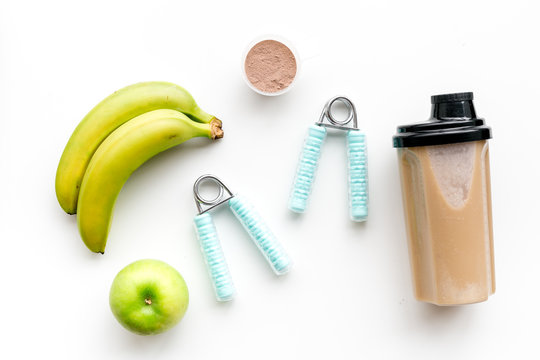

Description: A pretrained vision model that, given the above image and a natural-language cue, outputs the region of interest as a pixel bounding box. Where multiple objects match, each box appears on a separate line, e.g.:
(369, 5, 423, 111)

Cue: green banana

(77, 109, 223, 254)
(56, 81, 219, 214)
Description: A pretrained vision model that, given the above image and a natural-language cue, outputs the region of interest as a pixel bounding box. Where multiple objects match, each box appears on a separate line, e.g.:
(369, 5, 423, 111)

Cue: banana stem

(189, 106, 216, 124)
(210, 118, 224, 139)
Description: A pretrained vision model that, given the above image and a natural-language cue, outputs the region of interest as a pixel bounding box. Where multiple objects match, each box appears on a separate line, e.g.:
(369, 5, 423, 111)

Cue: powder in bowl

(244, 39, 297, 95)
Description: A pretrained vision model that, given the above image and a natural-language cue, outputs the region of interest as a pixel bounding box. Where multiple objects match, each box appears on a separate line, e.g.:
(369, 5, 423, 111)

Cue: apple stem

(145, 298, 152, 305)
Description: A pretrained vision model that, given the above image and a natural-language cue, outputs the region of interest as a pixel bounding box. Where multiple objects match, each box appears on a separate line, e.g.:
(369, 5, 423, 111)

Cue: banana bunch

(56, 81, 223, 253)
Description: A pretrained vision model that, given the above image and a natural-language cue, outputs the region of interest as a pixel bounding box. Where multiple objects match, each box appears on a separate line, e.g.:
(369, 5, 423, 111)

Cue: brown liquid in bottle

(398, 140, 495, 305)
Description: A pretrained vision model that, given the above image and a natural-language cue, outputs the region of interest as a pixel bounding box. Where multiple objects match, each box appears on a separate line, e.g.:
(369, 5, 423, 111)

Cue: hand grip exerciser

(288, 96, 369, 221)
(193, 175, 292, 301)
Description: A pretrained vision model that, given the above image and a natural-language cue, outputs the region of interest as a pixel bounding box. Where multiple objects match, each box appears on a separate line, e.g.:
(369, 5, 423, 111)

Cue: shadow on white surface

(410, 302, 478, 335)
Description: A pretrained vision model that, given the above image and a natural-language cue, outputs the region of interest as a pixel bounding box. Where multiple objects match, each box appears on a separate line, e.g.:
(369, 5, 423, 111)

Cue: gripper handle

(194, 213, 235, 301)
(347, 130, 369, 222)
(229, 195, 292, 275)
(288, 124, 327, 213)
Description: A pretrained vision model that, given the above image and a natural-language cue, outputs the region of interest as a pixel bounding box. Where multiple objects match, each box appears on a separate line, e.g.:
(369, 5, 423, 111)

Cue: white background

(1, 0, 539, 359)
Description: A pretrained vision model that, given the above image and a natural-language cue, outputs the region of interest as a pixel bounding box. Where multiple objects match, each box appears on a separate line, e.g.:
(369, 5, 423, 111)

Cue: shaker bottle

(393, 92, 494, 305)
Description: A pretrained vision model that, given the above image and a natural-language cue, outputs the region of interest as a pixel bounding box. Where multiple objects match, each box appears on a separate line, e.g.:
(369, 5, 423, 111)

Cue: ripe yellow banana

(56, 81, 219, 214)
(77, 109, 223, 254)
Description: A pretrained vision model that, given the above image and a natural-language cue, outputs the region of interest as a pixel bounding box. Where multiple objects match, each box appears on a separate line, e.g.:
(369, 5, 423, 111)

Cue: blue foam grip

(229, 195, 292, 275)
(347, 130, 369, 221)
(288, 125, 327, 213)
(194, 213, 235, 301)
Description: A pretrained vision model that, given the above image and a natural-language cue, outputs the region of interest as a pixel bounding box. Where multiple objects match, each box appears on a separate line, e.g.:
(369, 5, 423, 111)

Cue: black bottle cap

(431, 92, 473, 104)
(393, 92, 492, 148)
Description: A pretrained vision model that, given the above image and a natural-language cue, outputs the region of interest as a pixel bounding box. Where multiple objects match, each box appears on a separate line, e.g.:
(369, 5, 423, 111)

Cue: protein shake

(393, 92, 494, 306)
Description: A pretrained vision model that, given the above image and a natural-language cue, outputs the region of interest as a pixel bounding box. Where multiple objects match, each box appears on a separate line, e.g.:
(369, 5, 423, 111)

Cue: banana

(77, 109, 223, 254)
(56, 81, 219, 214)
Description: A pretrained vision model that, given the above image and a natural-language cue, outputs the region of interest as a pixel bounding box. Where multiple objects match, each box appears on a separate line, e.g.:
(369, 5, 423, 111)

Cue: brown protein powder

(244, 39, 297, 94)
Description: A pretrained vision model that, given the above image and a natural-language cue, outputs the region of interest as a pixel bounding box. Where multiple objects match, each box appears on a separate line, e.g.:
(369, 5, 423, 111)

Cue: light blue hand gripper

(288, 125, 327, 213)
(347, 130, 369, 221)
(229, 195, 291, 275)
(193, 175, 292, 301)
(289, 96, 369, 222)
(193, 213, 235, 301)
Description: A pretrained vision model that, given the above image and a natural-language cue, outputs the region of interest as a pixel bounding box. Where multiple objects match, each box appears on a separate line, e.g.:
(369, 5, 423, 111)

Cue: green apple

(109, 259, 189, 335)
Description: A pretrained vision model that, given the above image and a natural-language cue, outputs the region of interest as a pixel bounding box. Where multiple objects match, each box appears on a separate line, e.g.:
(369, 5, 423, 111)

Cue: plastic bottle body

(397, 140, 495, 305)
